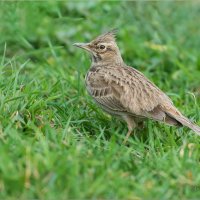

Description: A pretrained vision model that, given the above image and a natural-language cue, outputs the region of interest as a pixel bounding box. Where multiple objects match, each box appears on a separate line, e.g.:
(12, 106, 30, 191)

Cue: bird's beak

(73, 43, 91, 52)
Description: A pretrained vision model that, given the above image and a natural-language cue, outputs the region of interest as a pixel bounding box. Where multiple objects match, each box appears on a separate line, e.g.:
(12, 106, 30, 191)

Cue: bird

(73, 30, 200, 143)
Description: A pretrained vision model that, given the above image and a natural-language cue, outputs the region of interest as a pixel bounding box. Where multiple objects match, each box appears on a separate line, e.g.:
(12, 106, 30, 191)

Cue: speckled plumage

(74, 30, 200, 143)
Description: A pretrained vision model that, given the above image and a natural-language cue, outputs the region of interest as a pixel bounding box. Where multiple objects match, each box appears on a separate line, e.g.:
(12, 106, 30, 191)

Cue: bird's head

(73, 29, 123, 64)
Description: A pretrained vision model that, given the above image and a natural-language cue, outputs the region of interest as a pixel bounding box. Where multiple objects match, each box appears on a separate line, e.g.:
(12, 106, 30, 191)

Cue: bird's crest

(92, 29, 118, 43)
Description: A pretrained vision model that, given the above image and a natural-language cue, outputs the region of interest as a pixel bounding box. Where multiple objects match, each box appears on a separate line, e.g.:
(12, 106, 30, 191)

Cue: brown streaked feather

(86, 68, 126, 114)
(86, 64, 169, 117)
(92, 29, 117, 44)
(86, 63, 200, 135)
(160, 104, 200, 135)
(86, 65, 171, 115)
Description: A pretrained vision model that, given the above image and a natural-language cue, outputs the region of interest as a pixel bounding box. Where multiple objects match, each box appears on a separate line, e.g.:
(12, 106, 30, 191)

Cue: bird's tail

(165, 107, 200, 136)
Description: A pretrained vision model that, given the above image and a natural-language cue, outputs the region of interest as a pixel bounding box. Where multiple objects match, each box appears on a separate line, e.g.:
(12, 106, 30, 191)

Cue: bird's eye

(99, 45, 105, 50)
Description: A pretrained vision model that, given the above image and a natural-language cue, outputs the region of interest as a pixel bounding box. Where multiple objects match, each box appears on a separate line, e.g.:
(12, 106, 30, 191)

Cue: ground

(0, 1, 200, 199)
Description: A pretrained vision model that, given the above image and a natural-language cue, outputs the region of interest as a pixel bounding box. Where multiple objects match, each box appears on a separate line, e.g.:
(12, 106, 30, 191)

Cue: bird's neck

(91, 54, 123, 66)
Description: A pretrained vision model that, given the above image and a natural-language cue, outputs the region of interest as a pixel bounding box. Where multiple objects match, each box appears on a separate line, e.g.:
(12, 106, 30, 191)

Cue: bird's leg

(122, 116, 137, 144)
(123, 129, 133, 145)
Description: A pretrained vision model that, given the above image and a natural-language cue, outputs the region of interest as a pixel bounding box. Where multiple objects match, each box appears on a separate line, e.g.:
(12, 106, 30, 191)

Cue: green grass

(0, 1, 200, 199)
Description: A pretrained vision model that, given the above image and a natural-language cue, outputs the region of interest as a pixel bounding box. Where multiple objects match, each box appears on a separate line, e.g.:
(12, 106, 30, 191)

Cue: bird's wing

(86, 65, 169, 117)
(87, 66, 180, 122)
(121, 66, 200, 134)
(86, 67, 127, 113)
(120, 66, 188, 123)
(102, 66, 173, 115)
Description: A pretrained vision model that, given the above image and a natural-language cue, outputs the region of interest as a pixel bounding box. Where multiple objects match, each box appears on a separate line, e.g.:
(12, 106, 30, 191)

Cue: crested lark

(74, 30, 200, 143)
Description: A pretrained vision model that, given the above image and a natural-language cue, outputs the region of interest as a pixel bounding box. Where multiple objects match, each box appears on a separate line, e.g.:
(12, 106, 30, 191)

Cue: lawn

(0, 1, 200, 199)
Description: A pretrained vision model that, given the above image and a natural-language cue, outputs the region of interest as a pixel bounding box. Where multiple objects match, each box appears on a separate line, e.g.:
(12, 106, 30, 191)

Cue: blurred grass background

(0, 1, 200, 199)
